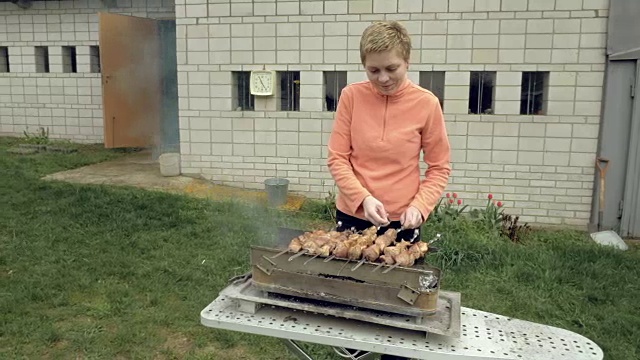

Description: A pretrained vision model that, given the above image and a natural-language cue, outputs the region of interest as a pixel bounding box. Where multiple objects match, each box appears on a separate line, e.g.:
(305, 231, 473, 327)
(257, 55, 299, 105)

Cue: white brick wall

(0, 0, 175, 142)
(176, 0, 608, 228)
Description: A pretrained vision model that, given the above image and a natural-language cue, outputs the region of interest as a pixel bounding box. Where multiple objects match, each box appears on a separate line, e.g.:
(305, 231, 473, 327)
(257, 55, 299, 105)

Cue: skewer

(288, 249, 308, 261)
(271, 247, 290, 259)
(372, 262, 385, 272)
(337, 259, 350, 276)
(350, 257, 366, 271)
(323, 255, 336, 262)
(303, 253, 320, 265)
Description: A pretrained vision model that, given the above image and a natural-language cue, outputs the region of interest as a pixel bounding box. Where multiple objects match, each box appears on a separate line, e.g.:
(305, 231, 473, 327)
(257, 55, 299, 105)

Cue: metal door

(99, 12, 162, 148)
(620, 62, 640, 237)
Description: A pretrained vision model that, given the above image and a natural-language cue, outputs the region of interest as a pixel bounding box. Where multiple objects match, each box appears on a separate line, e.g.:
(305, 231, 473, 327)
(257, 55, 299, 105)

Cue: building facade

(0, 0, 617, 229)
(175, 0, 609, 228)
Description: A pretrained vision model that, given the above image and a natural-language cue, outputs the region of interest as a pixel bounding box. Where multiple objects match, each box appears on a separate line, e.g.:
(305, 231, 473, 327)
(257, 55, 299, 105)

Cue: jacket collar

(368, 77, 412, 98)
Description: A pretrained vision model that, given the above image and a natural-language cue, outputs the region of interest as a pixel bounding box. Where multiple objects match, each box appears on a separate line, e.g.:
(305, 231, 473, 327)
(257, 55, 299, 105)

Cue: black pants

(336, 209, 415, 360)
(335, 209, 421, 242)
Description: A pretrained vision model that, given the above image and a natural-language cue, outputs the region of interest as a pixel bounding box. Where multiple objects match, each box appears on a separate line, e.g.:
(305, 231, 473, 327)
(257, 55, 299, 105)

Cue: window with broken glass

(324, 71, 347, 111)
(520, 71, 548, 115)
(468, 71, 496, 115)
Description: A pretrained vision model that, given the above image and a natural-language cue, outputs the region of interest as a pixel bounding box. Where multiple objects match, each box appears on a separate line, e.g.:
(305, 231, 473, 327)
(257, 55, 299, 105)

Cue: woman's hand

(362, 196, 390, 227)
(401, 206, 423, 230)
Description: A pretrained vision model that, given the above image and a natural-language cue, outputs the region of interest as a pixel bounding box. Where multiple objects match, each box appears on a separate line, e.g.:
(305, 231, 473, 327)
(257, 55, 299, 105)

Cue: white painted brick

(423, 20, 448, 34)
(527, 19, 554, 33)
(301, 1, 323, 15)
(502, 0, 527, 11)
(449, 0, 475, 12)
(472, 49, 498, 63)
(398, 0, 422, 13)
(475, 0, 501, 12)
(447, 50, 472, 63)
(448, 20, 474, 34)
(583, 0, 609, 10)
(373, 0, 398, 13)
(530, 0, 556, 11)
(277, 2, 299, 15)
(325, 1, 348, 14)
(557, 0, 584, 11)
(554, 19, 581, 33)
(422, 35, 446, 48)
(474, 20, 500, 34)
(581, 18, 607, 34)
(349, 0, 373, 13)
(474, 35, 499, 48)
(423, 0, 448, 12)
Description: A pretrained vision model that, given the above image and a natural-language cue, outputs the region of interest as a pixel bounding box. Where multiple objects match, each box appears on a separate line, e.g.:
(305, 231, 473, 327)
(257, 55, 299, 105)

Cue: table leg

(281, 339, 378, 360)
(281, 339, 314, 360)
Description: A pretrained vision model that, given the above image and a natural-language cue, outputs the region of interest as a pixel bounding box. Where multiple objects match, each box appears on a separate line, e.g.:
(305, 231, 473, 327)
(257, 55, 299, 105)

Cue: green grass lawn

(1, 136, 639, 360)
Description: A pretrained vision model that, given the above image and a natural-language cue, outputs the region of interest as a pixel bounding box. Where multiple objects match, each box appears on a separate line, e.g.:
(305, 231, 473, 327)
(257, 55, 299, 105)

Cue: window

(419, 71, 445, 108)
(0, 47, 8, 73)
(62, 46, 77, 73)
(468, 71, 495, 114)
(90, 45, 101, 73)
(35, 46, 49, 73)
(520, 71, 549, 115)
(280, 71, 300, 111)
(324, 71, 347, 111)
(232, 71, 254, 111)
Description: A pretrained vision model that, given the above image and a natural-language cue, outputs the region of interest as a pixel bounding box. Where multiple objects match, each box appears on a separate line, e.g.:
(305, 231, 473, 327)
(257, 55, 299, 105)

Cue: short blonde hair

(359, 21, 412, 65)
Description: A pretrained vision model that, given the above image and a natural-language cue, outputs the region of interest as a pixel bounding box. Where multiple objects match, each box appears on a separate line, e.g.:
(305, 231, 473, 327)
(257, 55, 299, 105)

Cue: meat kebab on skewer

(288, 230, 345, 261)
(381, 241, 431, 273)
(351, 228, 398, 271)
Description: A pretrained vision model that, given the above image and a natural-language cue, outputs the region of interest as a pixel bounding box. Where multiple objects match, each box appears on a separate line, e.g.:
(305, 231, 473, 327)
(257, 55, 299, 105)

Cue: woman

(327, 20, 451, 243)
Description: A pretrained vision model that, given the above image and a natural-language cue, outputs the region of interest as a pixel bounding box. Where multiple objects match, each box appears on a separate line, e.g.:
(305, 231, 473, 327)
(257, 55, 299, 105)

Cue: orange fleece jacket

(327, 79, 451, 222)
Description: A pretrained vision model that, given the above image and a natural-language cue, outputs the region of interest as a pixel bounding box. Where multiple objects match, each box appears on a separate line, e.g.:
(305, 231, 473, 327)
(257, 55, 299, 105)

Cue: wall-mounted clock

(250, 70, 276, 96)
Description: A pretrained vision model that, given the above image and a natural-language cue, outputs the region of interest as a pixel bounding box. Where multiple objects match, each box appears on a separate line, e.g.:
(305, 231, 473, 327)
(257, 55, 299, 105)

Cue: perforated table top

(201, 292, 604, 360)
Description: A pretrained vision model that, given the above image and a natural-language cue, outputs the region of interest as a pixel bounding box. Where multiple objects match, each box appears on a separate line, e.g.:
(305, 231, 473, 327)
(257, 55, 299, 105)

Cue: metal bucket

(264, 178, 289, 207)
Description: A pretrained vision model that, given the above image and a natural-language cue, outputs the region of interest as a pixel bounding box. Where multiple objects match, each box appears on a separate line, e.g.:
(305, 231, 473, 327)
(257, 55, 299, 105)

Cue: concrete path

(41, 151, 306, 211)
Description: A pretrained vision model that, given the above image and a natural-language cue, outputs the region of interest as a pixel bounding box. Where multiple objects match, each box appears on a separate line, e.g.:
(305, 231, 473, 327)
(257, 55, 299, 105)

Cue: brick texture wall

(0, 0, 175, 142)
(177, 0, 609, 227)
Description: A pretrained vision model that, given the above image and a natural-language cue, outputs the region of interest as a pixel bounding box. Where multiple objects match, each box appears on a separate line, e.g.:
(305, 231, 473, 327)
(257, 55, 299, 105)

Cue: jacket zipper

(381, 95, 389, 141)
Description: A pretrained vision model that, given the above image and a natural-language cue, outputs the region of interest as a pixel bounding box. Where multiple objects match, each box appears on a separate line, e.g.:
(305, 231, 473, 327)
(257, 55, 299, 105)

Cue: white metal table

(200, 284, 604, 360)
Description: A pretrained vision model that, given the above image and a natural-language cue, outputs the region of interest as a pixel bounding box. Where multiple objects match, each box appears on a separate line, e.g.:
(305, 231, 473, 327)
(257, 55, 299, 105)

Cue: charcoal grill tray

(221, 277, 461, 338)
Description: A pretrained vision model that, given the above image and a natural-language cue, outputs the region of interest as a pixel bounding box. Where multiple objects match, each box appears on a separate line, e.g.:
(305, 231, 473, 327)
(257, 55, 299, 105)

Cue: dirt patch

(41, 151, 306, 211)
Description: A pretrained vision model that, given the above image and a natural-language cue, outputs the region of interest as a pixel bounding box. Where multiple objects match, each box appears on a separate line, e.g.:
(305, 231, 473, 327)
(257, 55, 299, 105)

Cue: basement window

(62, 46, 77, 73)
(232, 71, 254, 111)
(0, 47, 8, 72)
(468, 71, 496, 115)
(280, 71, 300, 112)
(35, 46, 50, 73)
(520, 71, 549, 115)
(90, 45, 100, 73)
(324, 71, 347, 112)
(419, 71, 445, 109)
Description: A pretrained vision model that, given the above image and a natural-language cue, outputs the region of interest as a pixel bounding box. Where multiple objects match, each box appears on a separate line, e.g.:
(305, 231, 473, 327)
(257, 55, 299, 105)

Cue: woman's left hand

(401, 206, 423, 230)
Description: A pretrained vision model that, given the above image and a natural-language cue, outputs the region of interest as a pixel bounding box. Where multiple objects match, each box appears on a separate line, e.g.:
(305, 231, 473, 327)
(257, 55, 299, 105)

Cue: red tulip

(453, 192, 458, 198)
(497, 201, 503, 207)
(457, 199, 462, 205)
(488, 194, 493, 200)
(449, 199, 454, 204)
(446, 193, 451, 198)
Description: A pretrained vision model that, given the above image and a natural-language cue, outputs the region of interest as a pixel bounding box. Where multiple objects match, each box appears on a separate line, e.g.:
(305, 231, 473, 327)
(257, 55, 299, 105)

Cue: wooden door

(99, 12, 162, 148)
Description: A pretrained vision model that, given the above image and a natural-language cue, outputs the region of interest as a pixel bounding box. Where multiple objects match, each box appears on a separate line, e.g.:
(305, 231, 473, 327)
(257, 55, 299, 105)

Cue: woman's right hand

(362, 196, 390, 227)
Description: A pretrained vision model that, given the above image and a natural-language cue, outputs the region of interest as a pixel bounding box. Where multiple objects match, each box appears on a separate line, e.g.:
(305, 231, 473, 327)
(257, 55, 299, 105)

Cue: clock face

(250, 71, 274, 95)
